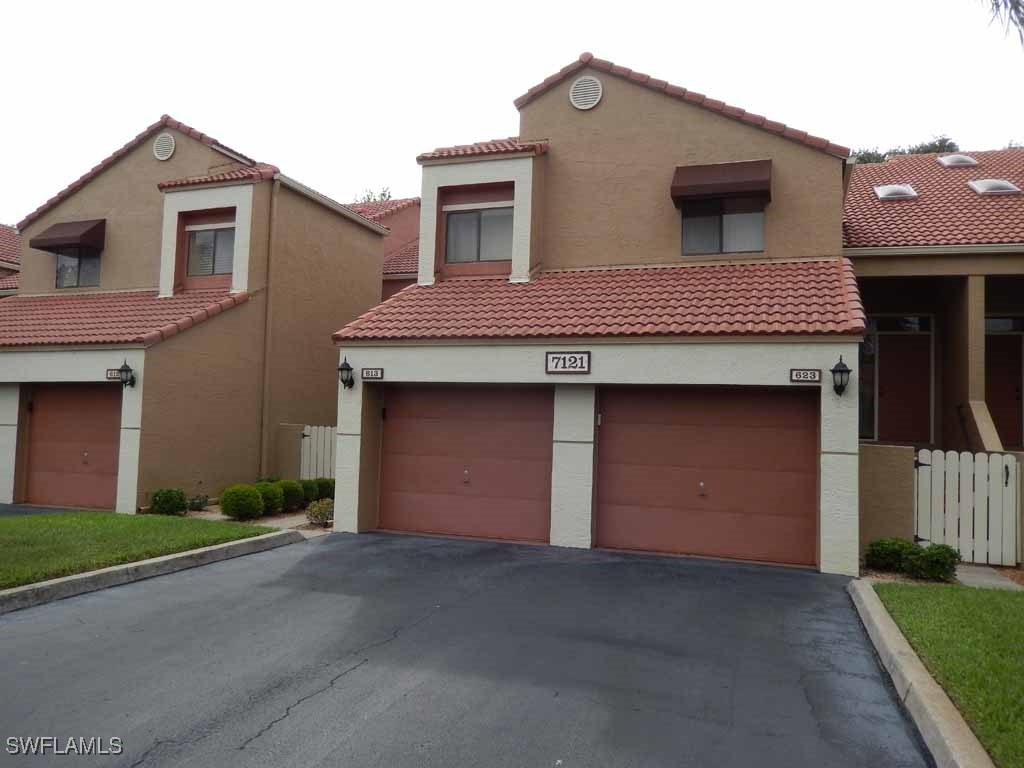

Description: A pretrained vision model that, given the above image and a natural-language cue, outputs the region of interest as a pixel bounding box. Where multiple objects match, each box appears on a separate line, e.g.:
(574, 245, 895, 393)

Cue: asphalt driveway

(0, 533, 929, 767)
(0, 503, 75, 517)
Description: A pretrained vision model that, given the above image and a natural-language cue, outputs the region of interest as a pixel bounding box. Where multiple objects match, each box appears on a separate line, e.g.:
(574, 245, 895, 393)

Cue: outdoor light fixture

(118, 360, 136, 389)
(338, 357, 354, 389)
(830, 355, 851, 396)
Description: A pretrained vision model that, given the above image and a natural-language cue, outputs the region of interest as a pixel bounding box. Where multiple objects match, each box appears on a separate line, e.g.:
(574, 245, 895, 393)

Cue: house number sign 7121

(546, 351, 591, 374)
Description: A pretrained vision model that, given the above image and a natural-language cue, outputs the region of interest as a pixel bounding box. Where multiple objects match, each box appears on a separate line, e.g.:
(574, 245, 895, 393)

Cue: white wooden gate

(915, 450, 1019, 565)
(300, 425, 335, 480)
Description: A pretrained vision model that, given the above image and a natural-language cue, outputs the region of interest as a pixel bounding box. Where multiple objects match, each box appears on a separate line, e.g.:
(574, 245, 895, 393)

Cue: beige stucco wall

(859, 443, 915, 550)
(18, 128, 243, 295)
(517, 68, 845, 270)
(137, 296, 266, 505)
(262, 184, 383, 474)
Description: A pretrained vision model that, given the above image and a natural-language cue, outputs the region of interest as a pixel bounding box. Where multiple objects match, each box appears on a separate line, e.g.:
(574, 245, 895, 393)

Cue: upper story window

(55, 247, 101, 288)
(445, 207, 513, 263)
(186, 224, 235, 277)
(681, 198, 765, 256)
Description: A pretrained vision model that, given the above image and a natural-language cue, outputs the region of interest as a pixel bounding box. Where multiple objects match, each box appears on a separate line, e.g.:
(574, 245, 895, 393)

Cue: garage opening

(378, 385, 554, 542)
(595, 386, 819, 566)
(25, 383, 123, 509)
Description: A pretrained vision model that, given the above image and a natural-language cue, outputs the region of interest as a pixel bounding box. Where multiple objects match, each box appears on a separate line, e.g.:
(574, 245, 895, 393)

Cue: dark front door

(877, 335, 932, 444)
(986, 335, 1023, 449)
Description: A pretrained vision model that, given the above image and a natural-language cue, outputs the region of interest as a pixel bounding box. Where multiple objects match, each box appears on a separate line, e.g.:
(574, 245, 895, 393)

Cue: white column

(0, 384, 19, 503)
(818, 345, 860, 575)
(550, 385, 596, 548)
(333, 364, 364, 533)
(115, 350, 146, 513)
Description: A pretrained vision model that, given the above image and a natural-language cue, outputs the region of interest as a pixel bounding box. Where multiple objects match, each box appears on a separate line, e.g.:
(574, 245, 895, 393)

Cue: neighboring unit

(0, 224, 19, 296)
(0, 116, 387, 512)
(348, 197, 421, 299)
(332, 53, 864, 576)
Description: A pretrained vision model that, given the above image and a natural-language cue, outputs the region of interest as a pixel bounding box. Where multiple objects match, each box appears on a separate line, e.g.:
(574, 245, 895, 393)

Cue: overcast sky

(2, 0, 1022, 226)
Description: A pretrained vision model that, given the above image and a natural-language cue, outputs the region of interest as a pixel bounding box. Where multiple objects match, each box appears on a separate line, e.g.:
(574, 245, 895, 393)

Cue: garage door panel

(381, 453, 553, 501)
(597, 502, 816, 565)
(27, 441, 119, 475)
(381, 491, 550, 542)
(597, 423, 817, 472)
(596, 386, 818, 566)
(380, 385, 553, 542)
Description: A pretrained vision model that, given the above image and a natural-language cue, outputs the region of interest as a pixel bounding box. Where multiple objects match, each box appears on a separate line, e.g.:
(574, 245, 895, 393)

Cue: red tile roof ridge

(513, 52, 849, 159)
(347, 197, 421, 221)
(17, 115, 258, 231)
(157, 163, 280, 190)
(417, 138, 550, 162)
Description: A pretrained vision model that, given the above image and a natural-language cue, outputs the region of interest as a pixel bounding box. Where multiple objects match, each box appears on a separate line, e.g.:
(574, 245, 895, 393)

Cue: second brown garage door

(379, 385, 553, 542)
(595, 386, 819, 566)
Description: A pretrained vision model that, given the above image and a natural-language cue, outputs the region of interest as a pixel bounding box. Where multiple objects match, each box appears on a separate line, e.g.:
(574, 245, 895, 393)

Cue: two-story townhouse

(348, 197, 421, 299)
(846, 149, 1024, 553)
(0, 115, 387, 512)
(0, 224, 19, 296)
(330, 53, 865, 576)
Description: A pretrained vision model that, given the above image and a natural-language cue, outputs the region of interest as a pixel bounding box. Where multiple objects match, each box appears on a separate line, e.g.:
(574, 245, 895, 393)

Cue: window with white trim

(186, 224, 235, 277)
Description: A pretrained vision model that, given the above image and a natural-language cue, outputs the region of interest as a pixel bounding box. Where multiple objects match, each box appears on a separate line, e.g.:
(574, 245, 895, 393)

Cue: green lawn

(875, 582, 1024, 767)
(0, 512, 273, 590)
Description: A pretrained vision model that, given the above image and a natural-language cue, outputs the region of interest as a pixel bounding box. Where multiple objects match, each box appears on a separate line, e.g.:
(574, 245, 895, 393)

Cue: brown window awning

(671, 160, 771, 205)
(28, 219, 106, 252)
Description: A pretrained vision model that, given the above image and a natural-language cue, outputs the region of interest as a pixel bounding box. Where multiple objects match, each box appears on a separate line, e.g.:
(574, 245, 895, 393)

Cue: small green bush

(278, 480, 304, 511)
(149, 488, 187, 516)
(254, 481, 284, 516)
(256, 475, 280, 484)
(187, 494, 209, 511)
(220, 485, 264, 520)
(306, 498, 334, 527)
(315, 477, 335, 501)
(301, 479, 319, 505)
(904, 544, 961, 582)
(864, 538, 918, 572)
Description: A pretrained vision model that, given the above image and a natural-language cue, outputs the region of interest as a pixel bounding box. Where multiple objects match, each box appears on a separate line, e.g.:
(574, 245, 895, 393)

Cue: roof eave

(274, 174, 390, 236)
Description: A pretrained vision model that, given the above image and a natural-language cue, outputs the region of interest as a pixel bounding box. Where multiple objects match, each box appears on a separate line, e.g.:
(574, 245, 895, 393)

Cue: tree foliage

(358, 186, 392, 203)
(990, 0, 1024, 43)
(851, 135, 959, 164)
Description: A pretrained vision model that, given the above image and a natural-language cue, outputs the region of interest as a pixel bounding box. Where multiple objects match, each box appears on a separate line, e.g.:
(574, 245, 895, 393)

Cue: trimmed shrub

(187, 494, 209, 512)
(864, 538, 918, 572)
(301, 479, 319, 505)
(278, 480, 304, 511)
(220, 485, 264, 520)
(149, 488, 187, 516)
(904, 544, 961, 582)
(257, 475, 280, 484)
(254, 481, 284, 516)
(315, 477, 335, 501)
(306, 498, 334, 527)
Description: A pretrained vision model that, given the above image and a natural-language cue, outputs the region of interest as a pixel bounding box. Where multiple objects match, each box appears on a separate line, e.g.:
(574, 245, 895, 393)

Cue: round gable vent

(569, 75, 603, 110)
(153, 132, 176, 161)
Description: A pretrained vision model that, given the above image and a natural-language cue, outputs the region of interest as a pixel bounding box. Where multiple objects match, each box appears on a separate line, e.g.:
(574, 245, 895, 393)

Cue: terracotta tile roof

(335, 258, 864, 342)
(0, 224, 19, 267)
(0, 288, 248, 347)
(383, 239, 418, 276)
(0, 273, 18, 291)
(844, 148, 1024, 248)
(158, 163, 279, 190)
(514, 53, 849, 159)
(417, 138, 549, 163)
(17, 115, 258, 230)
(347, 197, 420, 221)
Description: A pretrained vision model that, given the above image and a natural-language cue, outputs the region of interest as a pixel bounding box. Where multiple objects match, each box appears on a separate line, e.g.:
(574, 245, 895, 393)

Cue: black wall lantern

(338, 357, 354, 389)
(830, 355, 851, 396)
(118, 359, 136, 388)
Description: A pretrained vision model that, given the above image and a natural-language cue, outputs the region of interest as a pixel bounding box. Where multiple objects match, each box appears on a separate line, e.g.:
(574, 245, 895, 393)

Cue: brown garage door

(26, 383, 122, 509)
(595, 386, 819, 566)
(379, 385, 553, 542)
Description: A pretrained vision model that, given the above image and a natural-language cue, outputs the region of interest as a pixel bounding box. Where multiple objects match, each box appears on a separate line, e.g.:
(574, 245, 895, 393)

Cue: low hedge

(301, 479, 320, 505)
(220, 485, 265, 520)
(864, 537, 918, 572)
(254, 481, 284, 516)
(278, 480, 304, 511)
(315, 477, 335, 501)
(864, 537, 961, 582)
(149, 488, 187, 516)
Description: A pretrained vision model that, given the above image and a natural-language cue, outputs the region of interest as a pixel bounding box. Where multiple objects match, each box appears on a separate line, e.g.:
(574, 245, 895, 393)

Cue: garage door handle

(463, 469, 470, 485)
(82, 450, 89, 464)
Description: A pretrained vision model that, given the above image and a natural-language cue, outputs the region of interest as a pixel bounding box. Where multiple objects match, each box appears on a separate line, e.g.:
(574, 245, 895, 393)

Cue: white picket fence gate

(300, 425, 335, 480)
(914, 450, 1019, 565)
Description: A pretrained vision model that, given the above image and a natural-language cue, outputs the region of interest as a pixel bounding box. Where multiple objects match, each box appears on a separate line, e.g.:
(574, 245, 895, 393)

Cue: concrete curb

(0, 530, 304, 616)
(848, 579, 995, 768)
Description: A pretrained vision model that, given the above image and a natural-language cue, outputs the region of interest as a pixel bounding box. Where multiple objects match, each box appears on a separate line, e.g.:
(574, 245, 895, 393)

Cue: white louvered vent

(153, 132, 176, 161)
(569, 76, 603, 110)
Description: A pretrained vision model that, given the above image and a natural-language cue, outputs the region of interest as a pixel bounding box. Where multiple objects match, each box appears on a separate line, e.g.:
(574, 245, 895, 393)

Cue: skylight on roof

(874, 184, 918, 200)
(937, 154, 978, 167)
(968, 179, 1022, 196)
